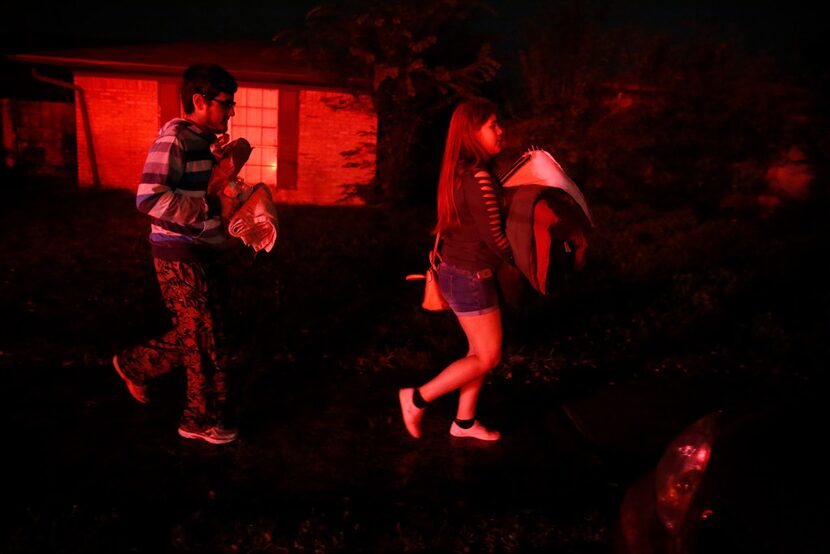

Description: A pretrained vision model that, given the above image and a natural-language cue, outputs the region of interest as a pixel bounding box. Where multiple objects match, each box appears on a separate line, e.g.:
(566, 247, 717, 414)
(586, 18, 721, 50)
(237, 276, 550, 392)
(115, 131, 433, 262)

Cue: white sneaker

(398, 388, 424, 439)
(450, 420, 500, 441)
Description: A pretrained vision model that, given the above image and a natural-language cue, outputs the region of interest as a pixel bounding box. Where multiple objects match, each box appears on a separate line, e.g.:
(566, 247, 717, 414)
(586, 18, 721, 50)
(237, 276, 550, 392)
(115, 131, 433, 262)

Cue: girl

(399, 98, 513, 441)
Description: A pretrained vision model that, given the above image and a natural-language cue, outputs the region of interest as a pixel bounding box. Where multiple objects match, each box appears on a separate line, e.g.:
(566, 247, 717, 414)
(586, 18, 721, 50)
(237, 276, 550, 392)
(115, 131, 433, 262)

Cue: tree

(272, 0, 500, 204)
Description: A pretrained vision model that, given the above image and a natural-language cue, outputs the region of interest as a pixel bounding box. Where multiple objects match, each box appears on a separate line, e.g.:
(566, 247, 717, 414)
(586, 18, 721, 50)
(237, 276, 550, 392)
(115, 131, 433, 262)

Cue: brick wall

(275, 90, 376, 205)
(74, 76, 159, 189)
(1, 98, 75, 176)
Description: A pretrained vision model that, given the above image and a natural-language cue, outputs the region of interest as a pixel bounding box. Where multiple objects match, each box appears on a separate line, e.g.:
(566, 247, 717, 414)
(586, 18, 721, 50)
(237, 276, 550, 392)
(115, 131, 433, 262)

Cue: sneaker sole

(112, 355, 149, 404)
(450, 431, 501, 441)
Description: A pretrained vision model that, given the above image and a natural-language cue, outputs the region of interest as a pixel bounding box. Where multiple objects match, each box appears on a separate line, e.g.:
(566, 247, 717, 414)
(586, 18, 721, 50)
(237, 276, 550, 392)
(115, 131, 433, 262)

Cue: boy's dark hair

(181, 63, 238, 114)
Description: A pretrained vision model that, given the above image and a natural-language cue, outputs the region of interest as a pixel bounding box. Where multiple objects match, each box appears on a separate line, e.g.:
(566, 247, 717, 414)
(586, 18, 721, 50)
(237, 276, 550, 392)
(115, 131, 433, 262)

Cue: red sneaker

(178, 424, 238, 445)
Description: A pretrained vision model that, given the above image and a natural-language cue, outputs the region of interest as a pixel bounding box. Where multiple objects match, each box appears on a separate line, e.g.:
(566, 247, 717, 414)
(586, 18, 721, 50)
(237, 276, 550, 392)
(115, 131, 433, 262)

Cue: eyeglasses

(201, 94, 236, 109)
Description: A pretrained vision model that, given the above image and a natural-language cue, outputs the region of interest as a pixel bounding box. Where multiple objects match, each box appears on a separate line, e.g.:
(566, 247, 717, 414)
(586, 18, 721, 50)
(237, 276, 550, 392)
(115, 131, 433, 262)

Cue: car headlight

(655, 413, 716, 534)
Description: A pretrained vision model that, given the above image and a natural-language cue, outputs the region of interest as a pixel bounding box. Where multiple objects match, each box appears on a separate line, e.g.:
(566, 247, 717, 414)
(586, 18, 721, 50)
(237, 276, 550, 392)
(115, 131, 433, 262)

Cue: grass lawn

(1, 176, 825, 552)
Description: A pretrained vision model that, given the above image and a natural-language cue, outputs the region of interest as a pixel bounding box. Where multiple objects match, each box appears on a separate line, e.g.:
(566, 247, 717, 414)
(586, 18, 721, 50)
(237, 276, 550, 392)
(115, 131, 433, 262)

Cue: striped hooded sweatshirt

(136, 118, 228, 261)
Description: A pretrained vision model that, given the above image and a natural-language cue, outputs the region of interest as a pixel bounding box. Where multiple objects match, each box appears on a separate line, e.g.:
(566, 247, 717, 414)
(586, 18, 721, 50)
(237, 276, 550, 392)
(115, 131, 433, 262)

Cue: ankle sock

(412, 388, 427, 408)
(454, 418, 475, 429)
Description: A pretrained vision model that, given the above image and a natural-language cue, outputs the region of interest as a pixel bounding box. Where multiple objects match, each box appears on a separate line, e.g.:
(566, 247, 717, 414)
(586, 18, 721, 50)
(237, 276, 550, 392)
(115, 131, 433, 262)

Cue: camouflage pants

(118, 258, 229, 429)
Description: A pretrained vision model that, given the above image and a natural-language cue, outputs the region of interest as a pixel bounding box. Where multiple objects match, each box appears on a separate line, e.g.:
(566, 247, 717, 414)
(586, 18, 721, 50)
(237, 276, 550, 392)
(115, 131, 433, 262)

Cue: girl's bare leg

(419, 309, 502, 406)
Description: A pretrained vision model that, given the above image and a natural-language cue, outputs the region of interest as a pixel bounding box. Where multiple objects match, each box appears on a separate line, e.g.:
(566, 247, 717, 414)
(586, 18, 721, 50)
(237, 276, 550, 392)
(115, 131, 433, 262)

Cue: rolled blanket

(228, 184, 279, 253)
(500, 147, 594, 226)
(501, 148, 592, 296)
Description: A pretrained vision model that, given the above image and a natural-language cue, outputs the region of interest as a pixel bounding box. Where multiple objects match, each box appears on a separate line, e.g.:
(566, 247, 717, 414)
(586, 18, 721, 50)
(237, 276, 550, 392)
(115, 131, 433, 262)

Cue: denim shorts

(437, 262, 499, 316)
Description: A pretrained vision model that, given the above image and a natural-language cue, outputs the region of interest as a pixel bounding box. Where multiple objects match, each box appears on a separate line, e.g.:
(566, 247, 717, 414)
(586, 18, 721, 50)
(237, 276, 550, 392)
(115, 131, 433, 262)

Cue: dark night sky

(0, 1, 314, 51)
(1, 0, 824, 101)
(1, 1, 822, 54)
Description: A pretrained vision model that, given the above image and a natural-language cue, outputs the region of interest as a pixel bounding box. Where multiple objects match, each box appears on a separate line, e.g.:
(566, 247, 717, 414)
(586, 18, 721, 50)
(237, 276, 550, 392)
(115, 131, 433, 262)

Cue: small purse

(406, 233, 450, 311)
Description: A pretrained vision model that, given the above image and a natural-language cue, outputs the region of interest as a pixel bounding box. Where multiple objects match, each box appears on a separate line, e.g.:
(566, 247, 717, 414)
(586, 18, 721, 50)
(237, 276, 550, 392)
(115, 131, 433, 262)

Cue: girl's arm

(462, 170, 513, 265)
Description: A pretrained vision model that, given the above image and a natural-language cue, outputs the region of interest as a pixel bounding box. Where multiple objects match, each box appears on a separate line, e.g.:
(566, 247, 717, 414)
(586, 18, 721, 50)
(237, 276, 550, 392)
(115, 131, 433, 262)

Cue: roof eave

(6, 53, 370, 90)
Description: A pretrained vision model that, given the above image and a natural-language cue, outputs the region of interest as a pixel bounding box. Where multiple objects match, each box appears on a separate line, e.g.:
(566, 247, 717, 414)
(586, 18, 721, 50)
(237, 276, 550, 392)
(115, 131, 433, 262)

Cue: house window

(228, 87, 279, 187)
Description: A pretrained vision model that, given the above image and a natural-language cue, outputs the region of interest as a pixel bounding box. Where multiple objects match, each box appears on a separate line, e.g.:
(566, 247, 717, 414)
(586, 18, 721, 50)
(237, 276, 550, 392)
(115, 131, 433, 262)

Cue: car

(562, 380, 824, 553)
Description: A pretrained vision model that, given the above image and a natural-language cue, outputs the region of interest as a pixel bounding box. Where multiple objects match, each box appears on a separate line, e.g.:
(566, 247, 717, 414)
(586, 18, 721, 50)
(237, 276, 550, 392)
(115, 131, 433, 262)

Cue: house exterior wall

(1, 98, 75, 176)
(72, 74, 376, 205)
(283, 90, 376, 205)
(74, 75, 160, 190)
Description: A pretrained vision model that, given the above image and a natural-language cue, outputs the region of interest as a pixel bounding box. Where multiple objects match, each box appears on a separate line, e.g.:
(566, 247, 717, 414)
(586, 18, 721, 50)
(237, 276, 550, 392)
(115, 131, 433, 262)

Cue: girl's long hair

(435, 97, 498, 234)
